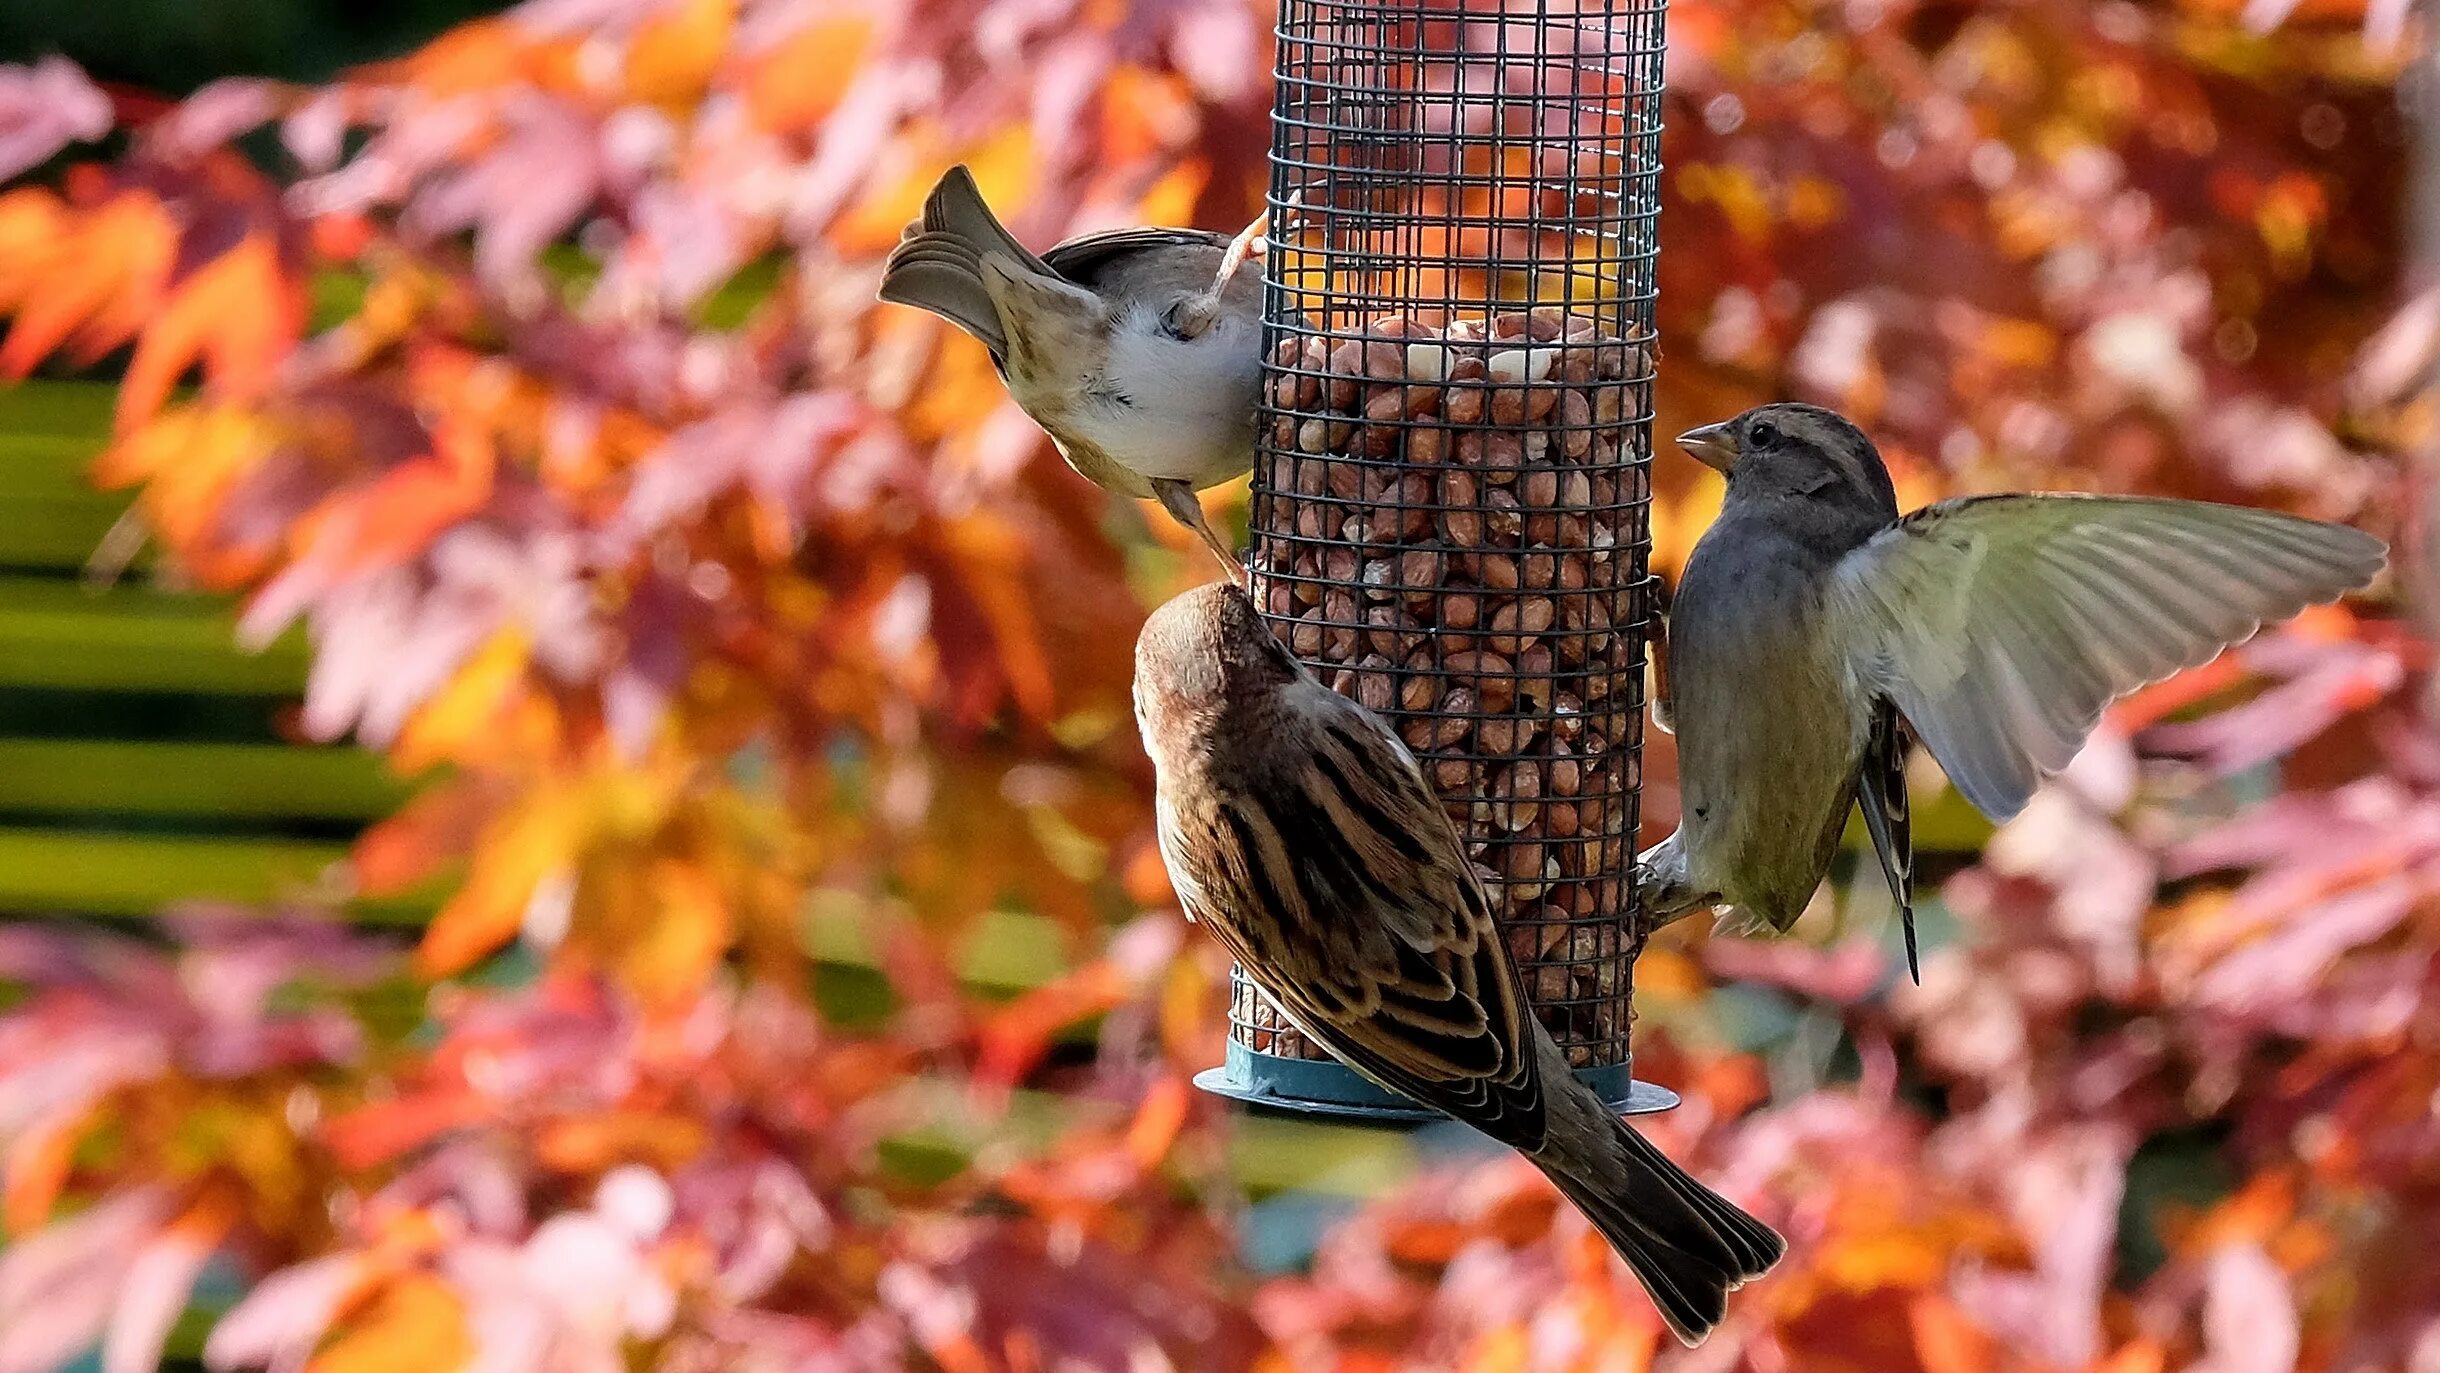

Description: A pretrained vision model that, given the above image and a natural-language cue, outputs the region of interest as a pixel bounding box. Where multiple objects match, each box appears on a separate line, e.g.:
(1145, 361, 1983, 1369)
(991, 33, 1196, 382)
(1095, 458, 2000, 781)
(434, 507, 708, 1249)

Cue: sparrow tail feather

(919, 164, 1050, 276)
(1539, 1116, 1784, 1346)
(877, 237, 1008, 356)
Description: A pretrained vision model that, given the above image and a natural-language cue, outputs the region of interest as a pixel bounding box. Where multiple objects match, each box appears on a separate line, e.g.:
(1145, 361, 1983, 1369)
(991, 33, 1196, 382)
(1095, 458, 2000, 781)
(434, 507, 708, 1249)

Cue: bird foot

(1632, 855, 1716, 932)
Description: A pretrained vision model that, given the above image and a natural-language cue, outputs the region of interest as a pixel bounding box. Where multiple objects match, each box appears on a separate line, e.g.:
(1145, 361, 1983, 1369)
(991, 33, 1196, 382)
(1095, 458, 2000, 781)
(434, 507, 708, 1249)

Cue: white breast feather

(1071, 305, 1259, 486)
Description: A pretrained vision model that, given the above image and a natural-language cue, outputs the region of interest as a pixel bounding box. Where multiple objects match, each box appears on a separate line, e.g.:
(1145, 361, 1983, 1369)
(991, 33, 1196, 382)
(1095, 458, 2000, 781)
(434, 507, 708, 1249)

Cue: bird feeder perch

(1193, 0, 1673, 1120)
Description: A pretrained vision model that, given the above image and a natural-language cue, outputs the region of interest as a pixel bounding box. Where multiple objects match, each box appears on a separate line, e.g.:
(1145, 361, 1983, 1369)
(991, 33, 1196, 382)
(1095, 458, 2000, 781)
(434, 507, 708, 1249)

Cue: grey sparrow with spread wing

(1136, 582, 1785, 1344)
(1641, 403, 2387, 978)
(877, 165, 1264, 575)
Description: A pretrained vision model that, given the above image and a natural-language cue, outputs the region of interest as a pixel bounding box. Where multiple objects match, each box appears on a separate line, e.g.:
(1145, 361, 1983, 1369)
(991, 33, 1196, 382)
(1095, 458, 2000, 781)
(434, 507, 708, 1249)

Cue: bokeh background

(0, 0, 2430, 1369)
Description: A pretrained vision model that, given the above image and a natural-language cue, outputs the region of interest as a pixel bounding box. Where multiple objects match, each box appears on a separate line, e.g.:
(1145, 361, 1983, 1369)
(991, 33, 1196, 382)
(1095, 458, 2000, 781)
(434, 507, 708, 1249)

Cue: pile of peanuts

(1238, 305, 1656, 1068)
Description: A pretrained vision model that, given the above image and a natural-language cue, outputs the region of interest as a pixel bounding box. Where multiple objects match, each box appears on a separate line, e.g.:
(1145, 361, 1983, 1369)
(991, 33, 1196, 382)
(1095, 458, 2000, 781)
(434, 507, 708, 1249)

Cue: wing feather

(1855, 705, 1915, 981)
(1042, 227, 1231, 286)
(1831, 495, 2384, 820)
(1157, 695, 1549, 1149)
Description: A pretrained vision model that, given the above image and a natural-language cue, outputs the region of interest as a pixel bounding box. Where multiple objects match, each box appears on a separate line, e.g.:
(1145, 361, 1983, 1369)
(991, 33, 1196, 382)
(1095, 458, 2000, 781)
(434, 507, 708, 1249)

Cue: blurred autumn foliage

(0, 0, 2429, 1369)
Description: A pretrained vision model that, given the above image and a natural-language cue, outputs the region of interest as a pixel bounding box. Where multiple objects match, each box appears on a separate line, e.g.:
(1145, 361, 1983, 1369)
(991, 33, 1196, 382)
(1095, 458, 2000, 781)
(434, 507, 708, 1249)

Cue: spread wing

(1157, 700, 1549, 1150)
(1829, 495, 2385, 821)
(1042, 227, 1231, 287)
(1855, 704, 1915, 981)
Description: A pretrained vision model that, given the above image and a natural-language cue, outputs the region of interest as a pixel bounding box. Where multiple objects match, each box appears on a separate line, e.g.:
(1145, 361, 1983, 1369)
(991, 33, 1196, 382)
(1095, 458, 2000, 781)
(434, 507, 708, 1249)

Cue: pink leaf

(0, 58, 113, 182)
(204, 1255, 366, 1373)
(147, 79, 286, 162)
(2191, 874, 2426, 1010)
(0, 1187, 168, 1373)
(2198, 1245, 2299, 1373)
(104, 1212, 221, 1373)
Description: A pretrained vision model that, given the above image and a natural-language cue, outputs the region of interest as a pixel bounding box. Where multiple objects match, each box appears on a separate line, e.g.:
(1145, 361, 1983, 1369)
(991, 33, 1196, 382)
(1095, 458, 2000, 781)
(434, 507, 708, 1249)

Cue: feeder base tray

(1196, 1040, 1680, 1122)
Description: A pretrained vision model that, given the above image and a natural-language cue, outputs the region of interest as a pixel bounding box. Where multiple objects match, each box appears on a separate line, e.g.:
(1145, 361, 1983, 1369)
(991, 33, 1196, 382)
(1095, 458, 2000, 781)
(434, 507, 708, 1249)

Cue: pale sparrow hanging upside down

(1642, 403, 2387, 978)
(1136, 582, 1785, 1345)
(877, 165, 1266, 576)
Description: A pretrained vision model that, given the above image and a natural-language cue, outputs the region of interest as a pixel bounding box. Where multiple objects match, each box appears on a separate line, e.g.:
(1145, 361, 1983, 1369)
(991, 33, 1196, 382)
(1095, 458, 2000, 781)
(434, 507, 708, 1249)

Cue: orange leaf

(0, 190, 175, 379)
(1382, 1216, 1468, 1266)
(296, 415, 496, 577)
(625, 0, 735, 107)
(386, 17, 577, 96)
(534, 1110, 711, 1175)
(2111, 655, 2246, 732)
(1097, 71, 1196, 172)
(2093, 1340, 2168, 1373)
(744, 17, 874, 132)
(321, 1090, 488, 1172)
(1123, 1076, 1192, 1167)
(2, 1105, 91, 1234)
(945, 514, 1055, 720)
(350, 784, 483, 896)
(1461, 1324, 1531, 1373)
(95, 405, 276, 583)
(977, 961, 1131, 1086)
(1907, 1294, 1998, 1373)
(118, 232, 304, 432)
(1476, 1182, 1561, 1247)
(168, 1180, 244, 1246)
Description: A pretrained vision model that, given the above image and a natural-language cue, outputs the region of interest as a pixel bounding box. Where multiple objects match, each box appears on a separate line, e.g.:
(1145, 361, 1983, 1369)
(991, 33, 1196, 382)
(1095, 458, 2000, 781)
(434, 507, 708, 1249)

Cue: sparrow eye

(1748, 420, 1781, 448)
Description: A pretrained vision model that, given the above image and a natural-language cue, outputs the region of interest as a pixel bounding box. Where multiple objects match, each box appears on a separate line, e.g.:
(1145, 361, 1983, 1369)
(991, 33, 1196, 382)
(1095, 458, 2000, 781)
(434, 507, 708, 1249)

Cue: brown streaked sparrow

(1135, 581, 1785, 1345)
(877, 165, 1265, 576)
(1643, 403, 2387, 978)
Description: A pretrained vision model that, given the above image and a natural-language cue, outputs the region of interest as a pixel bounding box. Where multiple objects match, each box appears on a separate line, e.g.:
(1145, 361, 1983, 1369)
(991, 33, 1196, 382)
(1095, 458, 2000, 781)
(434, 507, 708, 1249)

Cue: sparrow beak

(1676, 423, 1738, 473)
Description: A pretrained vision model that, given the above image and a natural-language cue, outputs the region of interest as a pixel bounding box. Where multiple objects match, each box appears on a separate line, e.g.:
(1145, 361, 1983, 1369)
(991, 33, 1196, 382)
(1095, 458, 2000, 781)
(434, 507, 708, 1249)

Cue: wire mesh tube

(1194, 0, 1667, 1118)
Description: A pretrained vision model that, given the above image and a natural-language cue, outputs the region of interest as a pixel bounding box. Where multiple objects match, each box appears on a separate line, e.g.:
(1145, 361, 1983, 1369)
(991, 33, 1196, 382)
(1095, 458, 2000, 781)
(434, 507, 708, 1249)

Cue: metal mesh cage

(1203, 0, 1665, 1115)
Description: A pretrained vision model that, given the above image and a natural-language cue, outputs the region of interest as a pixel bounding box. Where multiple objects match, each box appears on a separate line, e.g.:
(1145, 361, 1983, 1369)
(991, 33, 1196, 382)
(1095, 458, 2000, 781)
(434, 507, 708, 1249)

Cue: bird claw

(1632, 854, 1717, 932)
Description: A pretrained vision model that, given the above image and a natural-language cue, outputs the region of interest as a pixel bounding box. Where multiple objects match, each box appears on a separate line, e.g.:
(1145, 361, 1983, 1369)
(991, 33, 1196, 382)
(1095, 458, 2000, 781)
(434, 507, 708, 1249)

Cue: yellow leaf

(615, 858, 731, 1004)
(391, 629, 533, 773)
(834, 126, 1032, 254)
(1462, 1324, 1531, 1373)
(99, 405, 273, 584)
(417, 786, 581, 977)
(309, 1274, 471, 1373)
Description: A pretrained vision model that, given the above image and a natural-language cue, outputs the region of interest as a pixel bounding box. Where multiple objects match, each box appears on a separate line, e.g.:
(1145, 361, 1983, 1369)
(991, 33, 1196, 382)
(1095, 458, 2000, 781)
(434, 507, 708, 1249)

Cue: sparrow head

(1134, 581, 1302, 736)
(1677, 403, 1898, 519)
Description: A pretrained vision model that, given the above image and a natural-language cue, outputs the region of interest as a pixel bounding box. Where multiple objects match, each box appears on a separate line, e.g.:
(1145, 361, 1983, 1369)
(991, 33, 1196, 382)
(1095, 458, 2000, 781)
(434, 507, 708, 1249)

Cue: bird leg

(1153, 478, 1246, 584)
(1210, 210, 1269, 296)
(1170, 212, 1271, 342)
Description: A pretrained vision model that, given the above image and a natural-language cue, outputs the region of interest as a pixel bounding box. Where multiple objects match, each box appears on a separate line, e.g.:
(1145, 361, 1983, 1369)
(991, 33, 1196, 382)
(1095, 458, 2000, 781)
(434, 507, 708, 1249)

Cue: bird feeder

(1193, 0, 1672, 1121)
